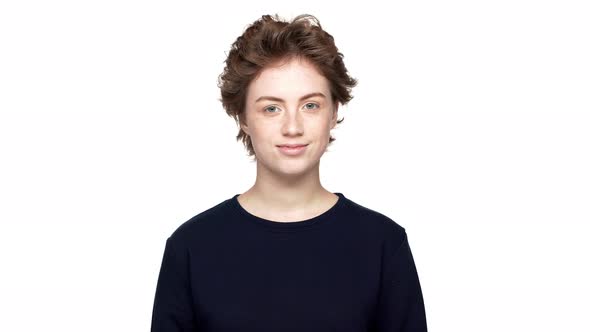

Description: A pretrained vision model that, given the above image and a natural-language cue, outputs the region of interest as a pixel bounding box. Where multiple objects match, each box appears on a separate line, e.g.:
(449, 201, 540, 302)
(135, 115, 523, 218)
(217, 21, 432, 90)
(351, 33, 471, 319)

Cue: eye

(264, 105, 279, 113)
(304, 103, 319, 110)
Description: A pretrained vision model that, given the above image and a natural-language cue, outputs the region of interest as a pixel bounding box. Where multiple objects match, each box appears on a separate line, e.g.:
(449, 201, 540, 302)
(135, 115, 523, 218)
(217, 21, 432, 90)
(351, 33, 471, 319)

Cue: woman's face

(241, 56, 338, 176)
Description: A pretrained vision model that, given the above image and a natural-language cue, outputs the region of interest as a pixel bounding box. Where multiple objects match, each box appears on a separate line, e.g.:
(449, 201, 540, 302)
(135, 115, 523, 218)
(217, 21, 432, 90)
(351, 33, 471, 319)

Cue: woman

(151, 14, 427, 331)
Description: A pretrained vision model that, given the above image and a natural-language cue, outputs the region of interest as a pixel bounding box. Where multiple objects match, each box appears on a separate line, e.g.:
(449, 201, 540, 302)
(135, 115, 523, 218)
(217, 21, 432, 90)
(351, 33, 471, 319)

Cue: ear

(241, 122, 250, 136)
(330, 102, 339, 129)
(239, 114, 250, 136)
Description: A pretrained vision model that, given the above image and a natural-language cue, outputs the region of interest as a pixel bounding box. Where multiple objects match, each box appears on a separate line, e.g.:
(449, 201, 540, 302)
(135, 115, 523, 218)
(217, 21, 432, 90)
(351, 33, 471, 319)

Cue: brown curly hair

(217, 14, 358, 160)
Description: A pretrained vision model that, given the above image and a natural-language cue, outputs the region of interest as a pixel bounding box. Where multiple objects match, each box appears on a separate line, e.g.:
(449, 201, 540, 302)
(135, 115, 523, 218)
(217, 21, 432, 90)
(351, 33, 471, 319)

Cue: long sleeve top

(151, 192, 427, 331)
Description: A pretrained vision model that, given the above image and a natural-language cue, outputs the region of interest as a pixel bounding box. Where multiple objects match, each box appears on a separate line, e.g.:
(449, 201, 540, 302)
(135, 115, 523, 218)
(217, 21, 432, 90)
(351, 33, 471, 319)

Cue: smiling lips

(277, 144, 308, 156)
(277, 144, 308, 148)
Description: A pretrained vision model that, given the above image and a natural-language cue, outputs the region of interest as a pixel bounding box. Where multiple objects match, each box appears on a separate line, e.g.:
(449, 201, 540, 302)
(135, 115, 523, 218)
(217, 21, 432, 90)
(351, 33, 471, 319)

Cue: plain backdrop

(1, 1, 589, 331)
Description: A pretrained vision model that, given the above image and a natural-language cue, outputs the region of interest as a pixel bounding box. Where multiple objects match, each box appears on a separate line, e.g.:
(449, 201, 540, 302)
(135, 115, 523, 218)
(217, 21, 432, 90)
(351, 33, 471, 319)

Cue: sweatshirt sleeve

(151, 237, 198, 332)
(374, 230, 428, 331)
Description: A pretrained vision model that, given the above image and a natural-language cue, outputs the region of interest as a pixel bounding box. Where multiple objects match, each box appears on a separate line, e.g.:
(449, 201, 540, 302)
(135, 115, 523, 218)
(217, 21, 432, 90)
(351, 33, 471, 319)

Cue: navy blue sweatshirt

(151, 192, 427, 331)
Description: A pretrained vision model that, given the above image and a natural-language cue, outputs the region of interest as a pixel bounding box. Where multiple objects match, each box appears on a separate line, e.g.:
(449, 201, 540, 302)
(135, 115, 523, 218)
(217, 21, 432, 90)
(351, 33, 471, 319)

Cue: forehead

(247, 57, 330, 101)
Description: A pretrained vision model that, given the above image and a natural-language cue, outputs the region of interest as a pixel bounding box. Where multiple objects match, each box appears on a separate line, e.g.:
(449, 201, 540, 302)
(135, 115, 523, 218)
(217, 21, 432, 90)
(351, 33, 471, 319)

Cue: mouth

(276, 143, 308, 156)
(276, 144, 308, 148)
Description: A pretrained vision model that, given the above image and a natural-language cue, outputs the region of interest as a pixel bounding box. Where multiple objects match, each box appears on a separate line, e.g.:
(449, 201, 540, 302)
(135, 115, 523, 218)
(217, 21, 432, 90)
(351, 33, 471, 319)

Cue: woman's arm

(151, 237, 198, 331)
(373, 231, 428, 331)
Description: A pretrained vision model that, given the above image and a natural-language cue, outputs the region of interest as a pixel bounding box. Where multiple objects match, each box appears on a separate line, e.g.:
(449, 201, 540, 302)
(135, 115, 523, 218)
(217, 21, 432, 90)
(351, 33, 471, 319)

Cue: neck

(242, 158, 332, 212)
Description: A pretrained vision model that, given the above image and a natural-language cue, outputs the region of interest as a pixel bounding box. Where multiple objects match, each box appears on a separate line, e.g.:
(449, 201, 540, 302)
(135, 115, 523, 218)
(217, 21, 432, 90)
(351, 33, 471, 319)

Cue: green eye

(304, 103, 319, 110)
(264, 106, 279, 113)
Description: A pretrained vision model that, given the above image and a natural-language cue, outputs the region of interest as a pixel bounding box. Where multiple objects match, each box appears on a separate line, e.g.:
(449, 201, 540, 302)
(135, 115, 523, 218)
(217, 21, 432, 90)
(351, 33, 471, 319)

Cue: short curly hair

(217, 14, 358, 160)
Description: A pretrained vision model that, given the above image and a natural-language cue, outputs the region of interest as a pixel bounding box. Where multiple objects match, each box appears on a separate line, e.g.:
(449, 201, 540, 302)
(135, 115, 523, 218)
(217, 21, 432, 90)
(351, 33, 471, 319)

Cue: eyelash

(264, 103, 320, 113)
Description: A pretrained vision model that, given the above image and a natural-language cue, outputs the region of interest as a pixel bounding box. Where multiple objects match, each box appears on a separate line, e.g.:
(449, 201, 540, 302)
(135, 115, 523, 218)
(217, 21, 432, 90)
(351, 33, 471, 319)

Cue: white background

(1, 1, 589, 331)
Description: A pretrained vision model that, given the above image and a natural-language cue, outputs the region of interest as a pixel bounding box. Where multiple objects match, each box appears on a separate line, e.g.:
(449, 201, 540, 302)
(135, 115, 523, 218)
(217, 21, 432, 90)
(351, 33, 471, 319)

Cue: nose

(281, 108, 304, 136)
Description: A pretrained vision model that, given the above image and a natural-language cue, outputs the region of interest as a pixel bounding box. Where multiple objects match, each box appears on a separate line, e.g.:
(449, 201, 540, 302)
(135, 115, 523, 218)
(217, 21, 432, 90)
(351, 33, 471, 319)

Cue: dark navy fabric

(151, 192, 427, 331)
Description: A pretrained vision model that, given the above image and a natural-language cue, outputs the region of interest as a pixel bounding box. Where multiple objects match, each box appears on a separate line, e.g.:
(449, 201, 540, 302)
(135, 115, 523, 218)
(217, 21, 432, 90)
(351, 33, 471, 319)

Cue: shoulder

(343, 194, 407, 243)
(166, 197, 233, 245)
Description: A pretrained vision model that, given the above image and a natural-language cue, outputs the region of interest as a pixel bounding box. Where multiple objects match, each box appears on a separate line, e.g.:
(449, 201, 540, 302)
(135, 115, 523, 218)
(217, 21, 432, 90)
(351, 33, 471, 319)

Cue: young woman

(151, 14, 427, 332)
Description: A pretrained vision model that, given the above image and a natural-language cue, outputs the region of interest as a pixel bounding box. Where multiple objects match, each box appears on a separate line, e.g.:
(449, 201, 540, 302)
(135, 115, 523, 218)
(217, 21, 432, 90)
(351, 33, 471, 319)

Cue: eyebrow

(255, 92, 327, 103)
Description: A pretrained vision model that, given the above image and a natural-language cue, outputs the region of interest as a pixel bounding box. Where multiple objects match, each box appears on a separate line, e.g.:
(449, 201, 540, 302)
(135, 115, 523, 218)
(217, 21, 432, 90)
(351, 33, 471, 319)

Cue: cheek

(321, 121, 334, 137)
(250, 126, 276, 146)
